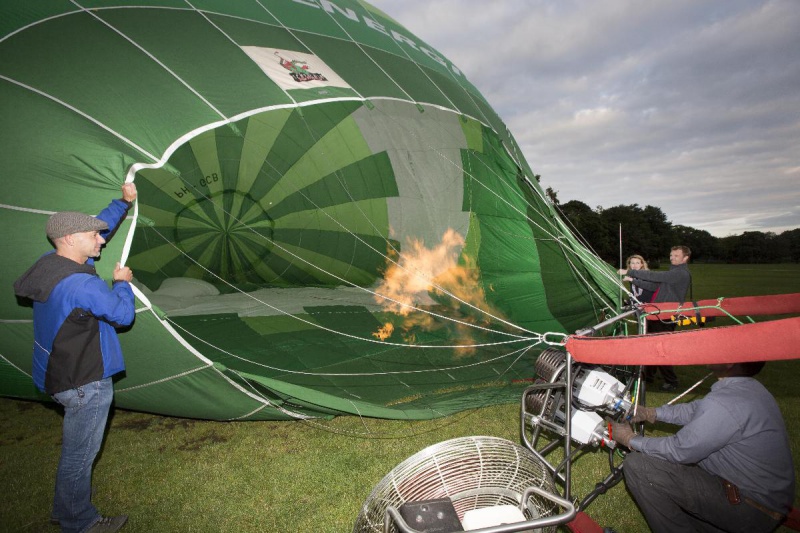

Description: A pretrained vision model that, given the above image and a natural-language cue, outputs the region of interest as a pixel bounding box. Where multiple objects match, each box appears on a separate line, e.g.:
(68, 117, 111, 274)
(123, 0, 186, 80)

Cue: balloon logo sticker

(242, 47, 357, 101)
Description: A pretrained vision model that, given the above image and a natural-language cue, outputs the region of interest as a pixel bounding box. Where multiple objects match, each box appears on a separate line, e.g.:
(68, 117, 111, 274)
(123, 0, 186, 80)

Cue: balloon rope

(118, 192, 137, 268)
(0, 74, 157, 162)
(73, 0, 230, 120)
(165, 317, 543, 375)
(144, 221, 534, 343)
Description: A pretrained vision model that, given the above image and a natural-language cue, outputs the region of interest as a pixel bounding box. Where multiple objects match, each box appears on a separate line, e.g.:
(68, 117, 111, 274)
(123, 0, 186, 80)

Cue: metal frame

(520, 307, 646, 505)
(383, 486, 575, 533)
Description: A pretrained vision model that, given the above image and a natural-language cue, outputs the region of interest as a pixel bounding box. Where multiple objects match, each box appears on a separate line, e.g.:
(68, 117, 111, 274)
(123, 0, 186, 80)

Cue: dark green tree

(673, 225, 719, 262)
(545, 186, 559, 206)
(559, 200, 612, 259)
(718, 235, 739, 263)
(598, 204, 674, 267)
(776, 229, 800, 262)
(535, 172, 798, 264)
(735, 231, 780, 263)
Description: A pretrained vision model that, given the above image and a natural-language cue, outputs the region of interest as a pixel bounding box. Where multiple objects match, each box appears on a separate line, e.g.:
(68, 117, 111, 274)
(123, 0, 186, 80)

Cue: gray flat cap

(46, 211, 109, 240)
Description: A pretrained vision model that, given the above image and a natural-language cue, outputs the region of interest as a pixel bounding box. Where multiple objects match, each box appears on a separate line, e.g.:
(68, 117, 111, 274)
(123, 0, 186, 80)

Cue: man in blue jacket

(14, 183, 137, 533)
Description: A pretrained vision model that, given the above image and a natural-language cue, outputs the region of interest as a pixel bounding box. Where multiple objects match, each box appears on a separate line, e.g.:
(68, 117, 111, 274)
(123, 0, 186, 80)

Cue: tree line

(545, 188, 800, 267)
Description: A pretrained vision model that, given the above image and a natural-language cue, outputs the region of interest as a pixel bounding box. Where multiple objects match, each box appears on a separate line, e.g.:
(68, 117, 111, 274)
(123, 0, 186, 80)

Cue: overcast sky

(368, 0, 800, 237)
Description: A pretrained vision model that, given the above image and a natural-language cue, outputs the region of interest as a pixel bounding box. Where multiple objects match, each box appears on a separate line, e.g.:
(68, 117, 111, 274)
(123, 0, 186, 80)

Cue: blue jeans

(52, 378, 113, 533)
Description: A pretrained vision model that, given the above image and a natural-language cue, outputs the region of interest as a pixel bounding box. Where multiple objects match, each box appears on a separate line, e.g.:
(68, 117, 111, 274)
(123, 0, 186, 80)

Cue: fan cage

(353, 436, 558, 533)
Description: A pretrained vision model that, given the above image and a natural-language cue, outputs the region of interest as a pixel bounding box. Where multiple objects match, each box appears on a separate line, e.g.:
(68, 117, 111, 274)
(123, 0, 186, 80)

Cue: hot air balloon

(1, 0, 620, 421)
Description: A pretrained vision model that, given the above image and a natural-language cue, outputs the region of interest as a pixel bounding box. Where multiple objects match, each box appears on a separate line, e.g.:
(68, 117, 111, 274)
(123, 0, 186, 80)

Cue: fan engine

(524, 348, 633, 447)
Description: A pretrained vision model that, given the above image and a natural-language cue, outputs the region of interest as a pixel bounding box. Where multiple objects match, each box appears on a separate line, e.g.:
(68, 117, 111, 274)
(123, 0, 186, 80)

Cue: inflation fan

(351, 340, 641, 531)
(352, 435, 575, 533)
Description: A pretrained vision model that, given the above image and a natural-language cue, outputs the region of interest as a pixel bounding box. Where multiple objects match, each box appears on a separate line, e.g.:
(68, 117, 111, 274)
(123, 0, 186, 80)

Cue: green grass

(1, 264, 799, 532)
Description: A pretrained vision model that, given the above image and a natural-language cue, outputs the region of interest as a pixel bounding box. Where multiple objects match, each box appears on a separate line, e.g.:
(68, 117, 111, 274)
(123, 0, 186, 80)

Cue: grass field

(1, 263, 799, 532)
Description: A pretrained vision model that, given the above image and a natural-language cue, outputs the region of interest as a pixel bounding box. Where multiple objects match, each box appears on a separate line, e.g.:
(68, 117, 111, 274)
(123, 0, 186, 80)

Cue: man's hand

(113, 262, 133, 283)
(121, 182, 137, 203)
(631, 406, 657, 424)
(610, 421, 635, 448)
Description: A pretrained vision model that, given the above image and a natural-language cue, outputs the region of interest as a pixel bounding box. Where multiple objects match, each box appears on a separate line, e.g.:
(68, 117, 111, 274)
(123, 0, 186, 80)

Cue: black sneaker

(84, 515, 128, 532)
(661, 382, 678, 392)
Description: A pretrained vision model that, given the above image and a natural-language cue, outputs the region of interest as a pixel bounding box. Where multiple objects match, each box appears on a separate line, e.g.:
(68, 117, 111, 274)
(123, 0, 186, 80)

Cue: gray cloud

(368, 0, 800, 236)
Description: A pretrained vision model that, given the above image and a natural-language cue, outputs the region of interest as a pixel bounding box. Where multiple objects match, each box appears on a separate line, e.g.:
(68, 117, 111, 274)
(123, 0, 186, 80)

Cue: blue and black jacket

(13, 199, 135, 394)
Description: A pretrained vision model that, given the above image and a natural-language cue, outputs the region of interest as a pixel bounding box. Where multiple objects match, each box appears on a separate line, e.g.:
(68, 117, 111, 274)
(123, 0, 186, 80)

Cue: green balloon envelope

(1, 0, 619, 420)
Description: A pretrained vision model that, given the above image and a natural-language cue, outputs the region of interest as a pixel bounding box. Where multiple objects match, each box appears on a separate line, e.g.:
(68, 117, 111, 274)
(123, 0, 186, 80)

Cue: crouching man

(610, 362, 794, 533)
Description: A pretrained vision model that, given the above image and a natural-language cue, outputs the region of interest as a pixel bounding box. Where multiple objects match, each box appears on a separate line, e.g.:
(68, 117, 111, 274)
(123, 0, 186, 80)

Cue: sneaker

(84, 515, 128, 532)
(661, 382, 678, 392)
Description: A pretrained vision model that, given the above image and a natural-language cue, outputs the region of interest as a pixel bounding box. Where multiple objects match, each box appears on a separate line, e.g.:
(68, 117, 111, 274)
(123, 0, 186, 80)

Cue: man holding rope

(14, 183, 137, 533)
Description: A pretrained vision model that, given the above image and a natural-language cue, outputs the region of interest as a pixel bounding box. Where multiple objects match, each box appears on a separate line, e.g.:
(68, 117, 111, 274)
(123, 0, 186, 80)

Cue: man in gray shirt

(618, 245, 692, 391)
(611, 362, 794, 532)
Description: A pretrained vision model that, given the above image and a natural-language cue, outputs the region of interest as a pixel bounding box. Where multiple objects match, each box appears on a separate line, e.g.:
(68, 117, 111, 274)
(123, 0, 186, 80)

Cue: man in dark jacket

(618, 245, 692, 391)
(14, 183, 137, 533)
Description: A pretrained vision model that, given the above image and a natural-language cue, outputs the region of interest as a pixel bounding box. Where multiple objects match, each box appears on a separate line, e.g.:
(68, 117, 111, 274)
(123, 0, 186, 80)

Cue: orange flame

(372, 322, 395, 341)
(375, 228, 465, 316)
(372, 229, 503, 351)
